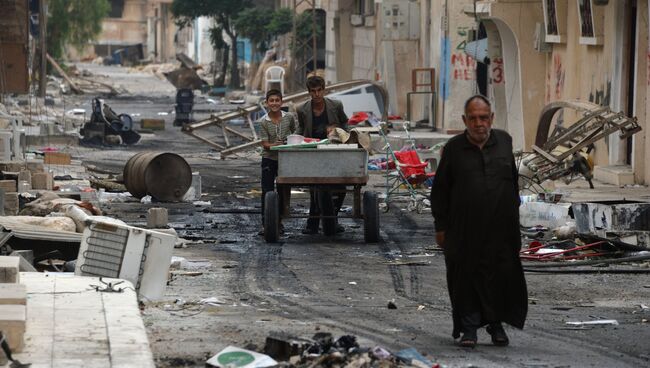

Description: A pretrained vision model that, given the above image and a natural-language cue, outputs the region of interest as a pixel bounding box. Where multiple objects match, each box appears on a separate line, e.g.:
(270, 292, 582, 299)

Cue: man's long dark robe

(430, 129, 527, 338)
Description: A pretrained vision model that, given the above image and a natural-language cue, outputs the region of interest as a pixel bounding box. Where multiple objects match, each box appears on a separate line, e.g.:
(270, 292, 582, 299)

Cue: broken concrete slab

(572, 200, 650, 233)
(520, 201, 573, 229)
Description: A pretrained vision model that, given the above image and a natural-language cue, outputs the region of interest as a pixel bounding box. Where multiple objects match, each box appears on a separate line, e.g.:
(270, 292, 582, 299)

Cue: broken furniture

(80, 98, 141, 145)
(264, 147, 380, 243)
(75, 221, 175, 301)
(518, 101, 641, 192)
(182, 80, 389, 158)
(378, 122, 432, 213)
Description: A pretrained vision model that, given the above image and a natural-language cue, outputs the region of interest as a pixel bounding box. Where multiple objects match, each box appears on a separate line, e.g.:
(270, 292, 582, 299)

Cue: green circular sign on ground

(217, 351, 256, 367)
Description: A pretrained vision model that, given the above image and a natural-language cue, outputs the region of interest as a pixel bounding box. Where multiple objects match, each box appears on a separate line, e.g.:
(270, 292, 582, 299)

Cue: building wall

(430, 0, 484, 131)
(100, 0, 148, 46)
(487, 0, 649, 184)
(482, 3, 546, 151)
(636, 0, 649, 184)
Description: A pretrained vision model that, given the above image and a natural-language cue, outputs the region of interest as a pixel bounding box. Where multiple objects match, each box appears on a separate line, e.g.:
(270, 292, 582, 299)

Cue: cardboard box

(44, 152, 71, 165)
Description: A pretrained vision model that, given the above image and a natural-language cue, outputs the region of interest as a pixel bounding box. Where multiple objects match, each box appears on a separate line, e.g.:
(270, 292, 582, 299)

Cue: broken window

(109, 0, 124, 18)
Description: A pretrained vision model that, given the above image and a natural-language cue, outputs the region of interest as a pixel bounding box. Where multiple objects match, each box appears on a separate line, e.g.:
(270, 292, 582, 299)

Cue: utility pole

(38, 0, 47, 97)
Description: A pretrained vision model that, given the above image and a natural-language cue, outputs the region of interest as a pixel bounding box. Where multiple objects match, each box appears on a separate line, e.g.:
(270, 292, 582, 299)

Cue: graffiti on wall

(491, 57, 504, 84)
(456, 26, 469, 50)
(588, 81, 611, 106)
(452, 53, 476, 81)
(440, 37, 451, 100)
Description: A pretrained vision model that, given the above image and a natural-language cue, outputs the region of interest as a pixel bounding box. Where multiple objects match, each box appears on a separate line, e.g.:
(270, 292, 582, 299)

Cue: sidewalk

(10, 273, 155, 368)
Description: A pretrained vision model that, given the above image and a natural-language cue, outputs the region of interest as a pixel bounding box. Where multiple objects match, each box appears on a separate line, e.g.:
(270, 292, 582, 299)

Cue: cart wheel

(264, 191, 280, 243)
(363, 191, 380, 243)
(318, 191, 336, 236)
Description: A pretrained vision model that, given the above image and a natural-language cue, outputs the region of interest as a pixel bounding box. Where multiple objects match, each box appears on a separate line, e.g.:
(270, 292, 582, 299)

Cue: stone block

(25, 159, 45, 173)
(32, 172, 53, 190)
(593, 165, 635, 186)
(0, 304, 26, 352)
(4, 192, 19, 215)
(17, 169, 31, 185)
(17, 180, 30, 192)
(0, 256, 20, 283)
(147, 207, 169, 228)
(0, 283, 26, 305)
(0, 179, 16, 193)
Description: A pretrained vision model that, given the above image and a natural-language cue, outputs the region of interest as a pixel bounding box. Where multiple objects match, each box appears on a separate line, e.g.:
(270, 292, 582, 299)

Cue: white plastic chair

(265, 66, 285, 95)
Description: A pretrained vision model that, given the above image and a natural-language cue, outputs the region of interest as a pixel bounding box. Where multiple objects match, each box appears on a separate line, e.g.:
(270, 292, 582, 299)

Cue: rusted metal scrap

(518, 101, 641, 192)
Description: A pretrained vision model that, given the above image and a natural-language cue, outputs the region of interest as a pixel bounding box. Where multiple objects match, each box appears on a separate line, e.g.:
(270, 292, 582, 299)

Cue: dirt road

(68, 64, 650, 368)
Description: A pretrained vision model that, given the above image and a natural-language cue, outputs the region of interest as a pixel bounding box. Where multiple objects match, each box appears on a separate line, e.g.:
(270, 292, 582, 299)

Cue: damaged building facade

(277, 0, 650, 186)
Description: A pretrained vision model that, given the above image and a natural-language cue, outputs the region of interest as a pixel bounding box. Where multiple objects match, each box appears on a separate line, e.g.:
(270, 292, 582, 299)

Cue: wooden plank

(183, 131, 225, 150)
(219, 140, 263, 157)
(46, 53, 83, 94)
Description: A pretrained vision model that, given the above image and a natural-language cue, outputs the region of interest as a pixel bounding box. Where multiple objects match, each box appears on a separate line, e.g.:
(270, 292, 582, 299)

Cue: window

(545, 0, 558, 35)
(109, 0, 124, 18)
(578, 0, 594, 37)
(576, 0, 603, 45)
(355, 0, 375, 16)
(542, 0, 566, 43)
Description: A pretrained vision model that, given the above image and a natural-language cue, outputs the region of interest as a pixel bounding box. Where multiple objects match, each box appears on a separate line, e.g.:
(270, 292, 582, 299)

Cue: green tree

(171, 0, 252, 89)
(47, 0, 110, 59)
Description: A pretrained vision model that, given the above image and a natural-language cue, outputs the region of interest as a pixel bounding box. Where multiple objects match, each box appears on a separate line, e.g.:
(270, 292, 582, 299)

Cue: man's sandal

(459, 332, 477, 348)
(486, 324, 509, 347)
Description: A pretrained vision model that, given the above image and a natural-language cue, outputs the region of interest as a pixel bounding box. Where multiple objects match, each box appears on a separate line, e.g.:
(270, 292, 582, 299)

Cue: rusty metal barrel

(123, 152, 192, 202)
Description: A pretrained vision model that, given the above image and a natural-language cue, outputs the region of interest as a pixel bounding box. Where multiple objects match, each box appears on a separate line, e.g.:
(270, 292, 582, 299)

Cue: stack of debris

(205, 332, 439, 368)
(519, 194, 650, 273)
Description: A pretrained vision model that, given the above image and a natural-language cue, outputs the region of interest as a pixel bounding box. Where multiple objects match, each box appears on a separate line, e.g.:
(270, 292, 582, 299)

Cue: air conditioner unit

(350, 13, 364, 26)
(75, 221, 175, 301)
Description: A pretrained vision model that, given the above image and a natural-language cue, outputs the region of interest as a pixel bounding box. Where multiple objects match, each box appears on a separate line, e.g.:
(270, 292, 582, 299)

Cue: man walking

(430, 95, 527, 348)
(296, 75, 349, 234)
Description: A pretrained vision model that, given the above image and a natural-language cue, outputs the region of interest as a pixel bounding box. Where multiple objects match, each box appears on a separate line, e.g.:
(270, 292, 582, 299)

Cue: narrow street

(75, 65, 650, 368)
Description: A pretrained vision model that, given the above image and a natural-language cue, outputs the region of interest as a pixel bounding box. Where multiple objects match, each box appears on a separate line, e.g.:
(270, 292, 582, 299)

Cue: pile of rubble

(519, 193, 650, 273)
(203, 332, 440, 368)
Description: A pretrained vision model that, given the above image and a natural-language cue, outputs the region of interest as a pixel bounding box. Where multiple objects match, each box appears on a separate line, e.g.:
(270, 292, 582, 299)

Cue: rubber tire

(264, 191, 280, 243)
(363, 191, 380, 243)
(318, 191, 336, 236)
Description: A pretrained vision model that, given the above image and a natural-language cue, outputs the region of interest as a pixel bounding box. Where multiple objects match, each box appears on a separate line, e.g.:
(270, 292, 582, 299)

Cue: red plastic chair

(392, 150, 434, 185)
